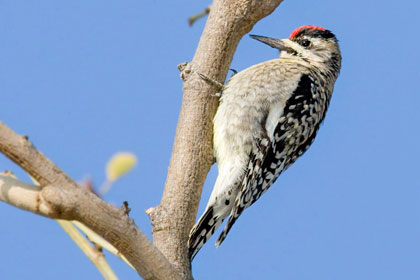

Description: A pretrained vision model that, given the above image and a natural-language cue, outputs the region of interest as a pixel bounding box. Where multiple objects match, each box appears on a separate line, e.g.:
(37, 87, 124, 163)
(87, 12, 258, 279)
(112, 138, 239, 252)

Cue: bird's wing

(215, 122, 282, 246)
(215, 74, 325, 246)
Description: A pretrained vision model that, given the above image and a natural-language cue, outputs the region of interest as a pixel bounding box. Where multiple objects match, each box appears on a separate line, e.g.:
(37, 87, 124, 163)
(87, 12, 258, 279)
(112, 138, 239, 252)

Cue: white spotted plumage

(188, 25, 341, 260)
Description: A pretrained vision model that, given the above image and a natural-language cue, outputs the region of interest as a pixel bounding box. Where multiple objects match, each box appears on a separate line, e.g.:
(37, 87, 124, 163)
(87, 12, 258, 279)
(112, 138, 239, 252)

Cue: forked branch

(0, 122, 181, 280)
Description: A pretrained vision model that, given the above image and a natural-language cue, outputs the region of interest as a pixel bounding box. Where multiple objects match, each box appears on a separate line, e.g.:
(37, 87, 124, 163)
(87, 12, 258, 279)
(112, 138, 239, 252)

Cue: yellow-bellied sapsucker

(188, 25, 342, 260)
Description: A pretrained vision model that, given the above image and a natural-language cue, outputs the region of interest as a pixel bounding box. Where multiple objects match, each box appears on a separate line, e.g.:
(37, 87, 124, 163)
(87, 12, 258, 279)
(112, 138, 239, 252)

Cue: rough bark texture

(0, 122, 181, 280)
(148, 0, 283, 278)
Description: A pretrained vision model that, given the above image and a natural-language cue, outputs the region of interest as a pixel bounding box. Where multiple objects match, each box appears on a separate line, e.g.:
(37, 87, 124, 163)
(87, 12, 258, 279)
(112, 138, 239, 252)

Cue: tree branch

(148, 0, 283, 278)
(0, 174, 47, 214)
(0, 122, 182, 280)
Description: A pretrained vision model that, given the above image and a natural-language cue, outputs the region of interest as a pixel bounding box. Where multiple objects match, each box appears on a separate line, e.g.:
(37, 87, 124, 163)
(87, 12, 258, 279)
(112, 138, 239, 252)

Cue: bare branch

(0, 174, 50, 215)
(57, 219, 118, 280)
(72, 220, 136, 270)
(0, 122, 182, 280)
(188, 6, 211, 26)
(149, 0, 283, 278)
(0, 175, 120, 278)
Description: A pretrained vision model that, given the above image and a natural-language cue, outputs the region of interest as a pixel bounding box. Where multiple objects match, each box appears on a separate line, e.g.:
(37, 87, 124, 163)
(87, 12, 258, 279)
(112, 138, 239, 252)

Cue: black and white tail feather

(188, 136, 272, 260)
(188, 206, 223, 260)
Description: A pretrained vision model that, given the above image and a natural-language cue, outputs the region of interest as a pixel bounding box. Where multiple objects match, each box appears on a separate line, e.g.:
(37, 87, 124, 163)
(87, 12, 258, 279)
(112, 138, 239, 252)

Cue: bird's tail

(215, 211, 240, 247)
(188, 206, 225, 260)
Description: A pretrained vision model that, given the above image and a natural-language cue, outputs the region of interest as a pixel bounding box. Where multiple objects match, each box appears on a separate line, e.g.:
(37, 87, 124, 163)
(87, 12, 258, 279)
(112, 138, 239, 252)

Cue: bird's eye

(300, 39, 311, 47)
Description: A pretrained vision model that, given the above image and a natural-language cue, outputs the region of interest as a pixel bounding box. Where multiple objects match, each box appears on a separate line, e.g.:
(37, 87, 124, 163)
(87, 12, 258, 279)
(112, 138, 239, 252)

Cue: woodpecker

(188, 25, 341, 260)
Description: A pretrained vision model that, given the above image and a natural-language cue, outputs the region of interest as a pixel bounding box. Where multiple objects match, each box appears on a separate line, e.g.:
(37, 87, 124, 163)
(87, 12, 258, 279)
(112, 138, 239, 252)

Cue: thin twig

(72, 221, 136, 271)
(188, 6, 211, 26)
(28, 176, 120, 279)
(57, 220, 119, 280)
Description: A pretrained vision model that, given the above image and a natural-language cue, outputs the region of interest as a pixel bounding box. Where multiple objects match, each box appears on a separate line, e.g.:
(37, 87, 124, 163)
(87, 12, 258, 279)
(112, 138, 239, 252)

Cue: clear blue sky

(1, 1, 419, 279)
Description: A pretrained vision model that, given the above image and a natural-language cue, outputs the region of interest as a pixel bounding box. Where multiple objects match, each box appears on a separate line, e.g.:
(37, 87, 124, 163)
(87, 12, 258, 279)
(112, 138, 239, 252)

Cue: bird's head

(250, 25, 341, 73)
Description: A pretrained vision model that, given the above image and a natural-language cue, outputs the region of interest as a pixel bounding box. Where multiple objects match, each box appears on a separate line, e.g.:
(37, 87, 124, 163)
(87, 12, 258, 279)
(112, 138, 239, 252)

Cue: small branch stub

(178, 62, 193, 82)
(122, 201, 131, 216)
(188, 6, 211, 26)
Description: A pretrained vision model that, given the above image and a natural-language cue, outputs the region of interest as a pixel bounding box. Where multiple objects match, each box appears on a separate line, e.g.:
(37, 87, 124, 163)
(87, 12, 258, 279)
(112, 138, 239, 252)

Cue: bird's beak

(250, 35, 297, 56)
(249, 35, 288, 51)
